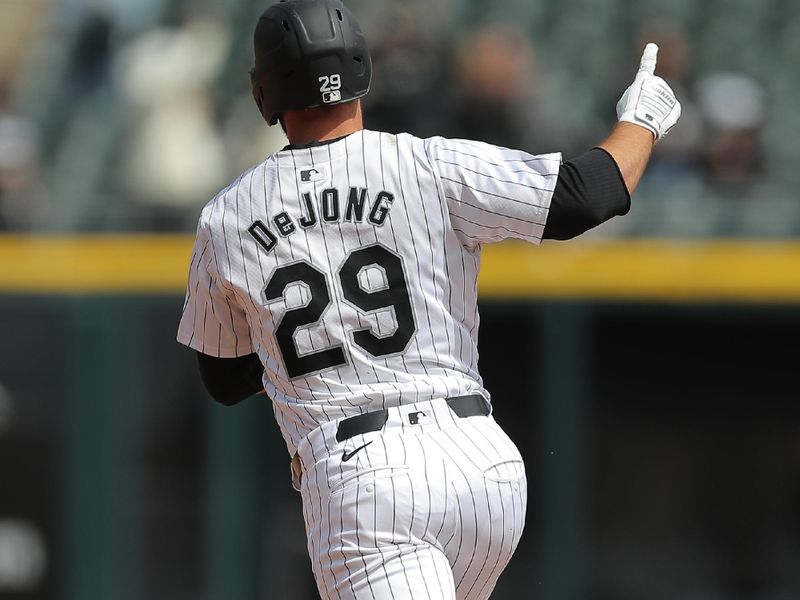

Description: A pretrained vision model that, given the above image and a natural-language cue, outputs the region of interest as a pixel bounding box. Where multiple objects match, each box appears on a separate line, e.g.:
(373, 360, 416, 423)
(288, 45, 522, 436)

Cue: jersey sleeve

(176, 215, 254, 358)
(425, 136, 562, 247)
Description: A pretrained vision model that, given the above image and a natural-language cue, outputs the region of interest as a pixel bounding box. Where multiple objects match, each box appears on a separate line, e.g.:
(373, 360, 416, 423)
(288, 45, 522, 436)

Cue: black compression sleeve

(197, 352, 265, 406)
(543, 147, 630, 240)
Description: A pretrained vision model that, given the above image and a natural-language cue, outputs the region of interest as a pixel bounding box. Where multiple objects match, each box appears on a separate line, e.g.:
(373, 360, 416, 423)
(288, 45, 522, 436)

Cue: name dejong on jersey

(177, 129, 560, 455)
(247, 184, 395, 254)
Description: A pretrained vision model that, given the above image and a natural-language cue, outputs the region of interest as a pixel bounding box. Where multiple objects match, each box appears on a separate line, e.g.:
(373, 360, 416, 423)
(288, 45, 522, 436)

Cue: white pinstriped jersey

(177, 129, 560, 456)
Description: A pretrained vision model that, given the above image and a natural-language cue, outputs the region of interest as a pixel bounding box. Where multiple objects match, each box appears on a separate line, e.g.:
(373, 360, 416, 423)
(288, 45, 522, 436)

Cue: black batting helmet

(250, 0, 372, 126)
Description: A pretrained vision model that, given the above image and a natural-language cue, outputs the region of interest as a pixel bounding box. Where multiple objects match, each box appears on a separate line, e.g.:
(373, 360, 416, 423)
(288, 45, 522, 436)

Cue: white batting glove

(616, 43, 681, 140)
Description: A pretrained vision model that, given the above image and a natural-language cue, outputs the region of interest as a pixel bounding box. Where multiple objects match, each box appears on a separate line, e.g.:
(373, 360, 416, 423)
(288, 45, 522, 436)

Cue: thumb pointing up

(639, 43, 659, 75)
(617, 41, 680, 139)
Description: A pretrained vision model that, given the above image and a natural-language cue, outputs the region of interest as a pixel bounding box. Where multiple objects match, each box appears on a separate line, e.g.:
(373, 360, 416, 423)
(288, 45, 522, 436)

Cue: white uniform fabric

(177, 128, 560, 599)
(296, 397, 527, 600)
(177, 129, 559, 455)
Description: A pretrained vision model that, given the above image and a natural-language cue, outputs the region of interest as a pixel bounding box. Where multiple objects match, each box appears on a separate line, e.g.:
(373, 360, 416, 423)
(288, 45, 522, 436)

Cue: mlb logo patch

(408, 411, 427, 425)
(301, 169, 320, 182)
(322, 90, 342, 103)
(299, 167, 326, 183)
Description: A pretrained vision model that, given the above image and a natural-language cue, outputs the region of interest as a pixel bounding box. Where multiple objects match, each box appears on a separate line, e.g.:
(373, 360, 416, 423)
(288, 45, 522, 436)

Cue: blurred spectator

(117, 16, 230, 230)
(696, 73, 799, 235)
(361, 5, 449, 137)
(67, 6, 115, 100)
(40, 4, 117, 168)
(0, 0, 794, 236)
(447, 24, 554, 150)
(0, 81, 44, 230)
(698, 72, 765, 193)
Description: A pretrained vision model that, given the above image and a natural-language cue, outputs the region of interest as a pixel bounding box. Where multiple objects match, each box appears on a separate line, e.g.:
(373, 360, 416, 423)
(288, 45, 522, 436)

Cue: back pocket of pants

(483, 459, 525, 483)
(330, 464, 410, 496)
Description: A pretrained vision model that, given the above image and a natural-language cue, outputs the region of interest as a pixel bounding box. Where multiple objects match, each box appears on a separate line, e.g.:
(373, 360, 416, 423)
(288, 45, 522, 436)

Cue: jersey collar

(275, 129, 370, 167)
(282, 132, 355, 151)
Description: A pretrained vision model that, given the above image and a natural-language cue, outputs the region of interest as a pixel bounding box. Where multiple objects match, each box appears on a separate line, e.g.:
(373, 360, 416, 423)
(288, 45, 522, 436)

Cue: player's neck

(284, 100, 364, 146)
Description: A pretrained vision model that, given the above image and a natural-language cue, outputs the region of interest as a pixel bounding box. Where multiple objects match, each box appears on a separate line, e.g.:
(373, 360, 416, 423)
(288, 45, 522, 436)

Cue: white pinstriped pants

(294, 397, 527, 600)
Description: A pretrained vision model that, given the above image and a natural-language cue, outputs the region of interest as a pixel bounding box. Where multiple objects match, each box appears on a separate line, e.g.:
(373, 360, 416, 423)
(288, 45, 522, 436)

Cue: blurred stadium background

(1, 0, 800, 599)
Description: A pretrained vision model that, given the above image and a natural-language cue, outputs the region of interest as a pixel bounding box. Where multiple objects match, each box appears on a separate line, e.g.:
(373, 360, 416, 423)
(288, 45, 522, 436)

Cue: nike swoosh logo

(342, 441, 373, 462)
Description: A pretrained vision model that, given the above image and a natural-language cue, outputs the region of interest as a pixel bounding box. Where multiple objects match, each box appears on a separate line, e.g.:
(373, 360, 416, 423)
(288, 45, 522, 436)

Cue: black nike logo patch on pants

(342, 441, 373, 462)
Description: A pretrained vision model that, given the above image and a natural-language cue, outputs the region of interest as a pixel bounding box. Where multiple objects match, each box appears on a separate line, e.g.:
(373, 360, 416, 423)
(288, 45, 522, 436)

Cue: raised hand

(616, 43, 682, 140)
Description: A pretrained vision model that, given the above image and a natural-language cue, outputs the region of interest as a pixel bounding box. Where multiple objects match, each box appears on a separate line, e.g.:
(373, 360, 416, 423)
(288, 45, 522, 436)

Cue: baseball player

(177, 1, 680, 598)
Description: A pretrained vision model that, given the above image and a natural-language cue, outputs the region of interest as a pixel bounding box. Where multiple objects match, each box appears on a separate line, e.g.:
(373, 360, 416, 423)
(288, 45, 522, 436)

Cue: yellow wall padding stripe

(0, 235, 193, 293)
(0, 235, 798, 301)
(478, 240, 800, 302)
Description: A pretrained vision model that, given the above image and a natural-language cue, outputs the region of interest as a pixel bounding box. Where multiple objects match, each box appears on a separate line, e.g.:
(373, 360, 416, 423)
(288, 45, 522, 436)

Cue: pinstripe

(351, 458, 378, 600)
(299, 402, 525, 599)
(451, 228, 497, 243)
(287, 149, 334, 420)
(434, 465, 452, 544)
(508, 483, 520, 577)
(434, 156, 559, 183)
(395, 135, 435, 388)
(327, 142, 369, 398)
(440, 174, 553, 199)
(318, 434, 344, 600)
(364, 443, 398, 600)
(457, 243, 472, 369)
(445, 195, 547, 226)
(378, 132, 424, 407)
(270, 155, 301, 401)
(343, 135, 364, 247)
(438, 144, 560, 167)
(410, 436, 439, 599)
(234, 171, 256, 353)
(342, 137, 388, 402)
(411, 138, 454, 373)
(200, 304, 208, 354)
(302, 444, 320, 591)
(376, 132, 408, 404)
(359, 130, 391, 407)
(444, 471, 465, 561)
(467, 420, 526, 600)
(450, 213, 543, 241)
(411, 546, 438, 600)
(185, 239, 209, 347)
(421, 140, 462, 378)
(306, 147, 359, 405)
(285, 151, 338, 417)
(462, 481, 495, 599)
(453, 139, 560, 167)
(271, 154, 301, 400)
(245, 167, 271, 366)
(476, 481, 508, 600)
(218, 181, 241, 355)
(437, 430, 481, 589)
(178, 130, 555, 599)
(259, 161, 306, 447)
(307, 148, 338, 358)
(360, 131, 379, 248)
(335, 484, 357, 600)
(386, 437, 414, 593)
(456, 432, 499, 598)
